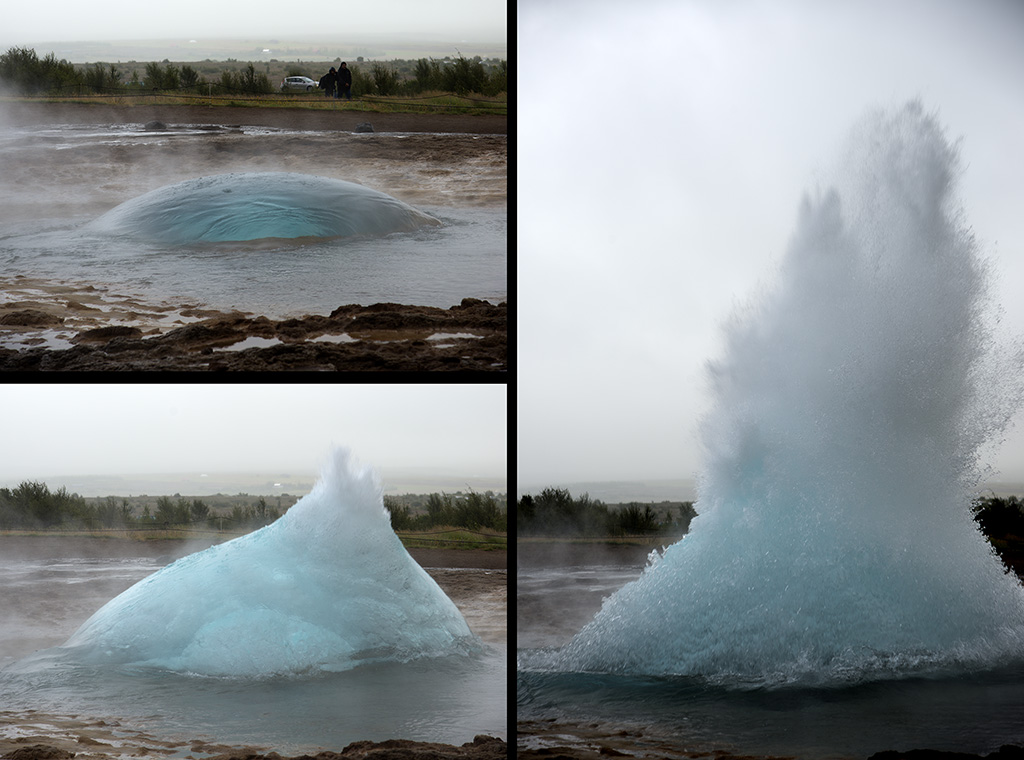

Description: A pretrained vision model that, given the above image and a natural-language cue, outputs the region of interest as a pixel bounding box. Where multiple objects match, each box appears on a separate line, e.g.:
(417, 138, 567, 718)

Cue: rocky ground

(1, 733, 507, 760)
(0, 297, 506, 371)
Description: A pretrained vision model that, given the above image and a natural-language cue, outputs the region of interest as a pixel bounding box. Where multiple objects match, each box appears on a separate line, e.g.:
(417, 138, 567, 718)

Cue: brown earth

(0, 102, 507, 136)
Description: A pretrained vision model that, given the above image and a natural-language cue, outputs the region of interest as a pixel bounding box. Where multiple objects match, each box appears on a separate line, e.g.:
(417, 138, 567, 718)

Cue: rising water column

(553, 102, 1024, 685)
(61, 447, 475, 676)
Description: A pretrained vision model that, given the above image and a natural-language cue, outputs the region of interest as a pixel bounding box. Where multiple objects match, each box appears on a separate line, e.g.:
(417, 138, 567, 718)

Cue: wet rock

(2, 745, 76, 760)
(354, 122, 374, 133)
(276, 315, 333, 339)
(0, 300, 506, 372)
(205, 735, 506, 760)
(73, 325, 143, 343)
(143, 120, 167, 131)
(869, 747, 1024, 760)
(0, 309, 64, 327)
(349, 310, 445, 330)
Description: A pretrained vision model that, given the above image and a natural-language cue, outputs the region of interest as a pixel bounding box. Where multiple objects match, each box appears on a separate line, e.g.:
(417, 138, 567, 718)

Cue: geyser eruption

(59, 447, 475, 676)
(549, 102, 1024, 685)
(89, 172, 441, 245)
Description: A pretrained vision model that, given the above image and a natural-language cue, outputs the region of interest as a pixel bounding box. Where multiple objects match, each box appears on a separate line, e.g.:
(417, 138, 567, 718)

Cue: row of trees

(517, 490, 1024, 542)
(0, 49, 277, 96)
(407, 56, 506, 96)
(385, 491, 506, 532)
(0, 481, 506, 534)
(0, 47, 506, 97)
(517, 487, 697, 537)
(143, 61, 273, 95)
(0, 482, 283, 531)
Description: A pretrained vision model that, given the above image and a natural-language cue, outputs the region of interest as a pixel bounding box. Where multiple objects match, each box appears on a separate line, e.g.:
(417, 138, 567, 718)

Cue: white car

(281, 76, 317, 92)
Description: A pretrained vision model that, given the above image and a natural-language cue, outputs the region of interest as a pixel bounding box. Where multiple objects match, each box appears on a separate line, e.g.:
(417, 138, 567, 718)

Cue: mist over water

(529, 102, 1024, 686)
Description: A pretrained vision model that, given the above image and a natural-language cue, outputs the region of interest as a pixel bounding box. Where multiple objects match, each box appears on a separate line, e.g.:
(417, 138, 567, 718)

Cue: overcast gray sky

(1, 0, 506, 48)
(519, 0, 1024, 489)
(0, 384, 505, 481)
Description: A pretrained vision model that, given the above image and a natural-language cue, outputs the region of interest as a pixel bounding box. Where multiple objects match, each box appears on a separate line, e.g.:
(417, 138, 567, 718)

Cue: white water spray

(551, 102, 1024, 685)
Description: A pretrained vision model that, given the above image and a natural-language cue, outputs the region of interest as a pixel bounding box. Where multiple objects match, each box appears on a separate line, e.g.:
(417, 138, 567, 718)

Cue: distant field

(0, 471, 507, 498)
(25, 36, 507, 65)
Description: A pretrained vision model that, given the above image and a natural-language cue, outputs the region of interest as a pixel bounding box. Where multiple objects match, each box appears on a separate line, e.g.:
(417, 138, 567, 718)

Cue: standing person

(318, 67, 338, 97)
(338, 62, 353, 101)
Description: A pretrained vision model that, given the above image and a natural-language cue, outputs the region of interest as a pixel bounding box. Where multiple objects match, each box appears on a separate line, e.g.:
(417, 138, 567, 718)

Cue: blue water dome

(59, 447, 477, 676)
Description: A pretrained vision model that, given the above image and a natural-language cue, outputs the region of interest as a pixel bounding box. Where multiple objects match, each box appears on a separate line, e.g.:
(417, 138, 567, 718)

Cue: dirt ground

(517, 540, 662, 568)
(0, 102, 507, 136)
(0, 103, 507, 372)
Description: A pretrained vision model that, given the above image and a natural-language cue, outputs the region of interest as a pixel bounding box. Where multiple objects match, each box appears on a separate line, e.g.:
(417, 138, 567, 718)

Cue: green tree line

(1, 47, 506, 97)
(0, 481, 506, 534)
(384, 490, 506, 532)
(0, 482, 283, 531)
(517, 487, 697, 537)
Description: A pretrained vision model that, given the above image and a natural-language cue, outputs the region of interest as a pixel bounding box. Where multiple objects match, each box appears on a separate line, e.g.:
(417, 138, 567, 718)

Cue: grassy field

(396, 526, 507, 551)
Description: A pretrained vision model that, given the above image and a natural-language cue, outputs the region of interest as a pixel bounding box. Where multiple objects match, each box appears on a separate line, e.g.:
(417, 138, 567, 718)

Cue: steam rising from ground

(58, 447, 476, 677)
(88, 172, 440, 244)
(536, 102, 1024, 686)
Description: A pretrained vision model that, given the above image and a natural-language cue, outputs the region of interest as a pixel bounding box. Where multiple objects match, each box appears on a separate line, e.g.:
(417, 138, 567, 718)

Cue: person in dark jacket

(337, 62, 353, 100)
(318, 67, 338, 97)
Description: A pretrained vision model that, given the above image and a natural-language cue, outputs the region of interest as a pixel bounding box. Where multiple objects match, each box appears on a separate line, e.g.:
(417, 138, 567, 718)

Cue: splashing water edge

(524, 101, 1024, 688)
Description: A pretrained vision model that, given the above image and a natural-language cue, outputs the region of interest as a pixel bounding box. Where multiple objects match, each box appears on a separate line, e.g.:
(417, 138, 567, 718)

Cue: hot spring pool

(0, 120, 506, 322)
